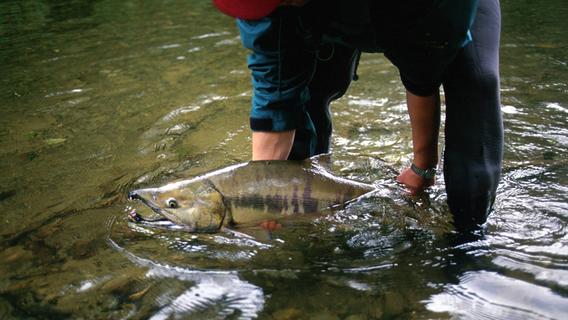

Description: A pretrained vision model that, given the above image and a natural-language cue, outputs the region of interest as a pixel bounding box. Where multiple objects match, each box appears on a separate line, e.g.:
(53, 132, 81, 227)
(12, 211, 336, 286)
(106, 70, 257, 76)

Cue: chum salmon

(128, 156, 374, 232)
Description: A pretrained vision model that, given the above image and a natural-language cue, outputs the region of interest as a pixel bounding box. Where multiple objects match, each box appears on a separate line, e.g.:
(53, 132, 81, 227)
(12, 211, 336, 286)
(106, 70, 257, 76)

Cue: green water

(1, 0, 567, 319)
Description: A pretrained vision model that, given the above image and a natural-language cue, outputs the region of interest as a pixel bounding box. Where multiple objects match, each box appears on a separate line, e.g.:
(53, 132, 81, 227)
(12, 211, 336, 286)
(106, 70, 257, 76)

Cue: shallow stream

(1, 1, 567, 319)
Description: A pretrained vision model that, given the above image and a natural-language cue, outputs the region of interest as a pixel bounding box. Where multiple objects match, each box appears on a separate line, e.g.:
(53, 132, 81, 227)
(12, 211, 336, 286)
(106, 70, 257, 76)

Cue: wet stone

(18, 151, 39, 162)
(101, 275, 137, 295)
(272, 307, 303, 320)
(367, 303, 384, 319)
(543, 151, 555, 160)
(383, 291, 405, 316)
(0, 245, 34, 264)
(0, 297, 14, 320)
(0, 190, 16, 202)
(312, 311, 340, 320)
(29, 240, 58, 265)
(14, 289, 40, 310)
(35, 220, 63, 240)
(44, 138, 67, 146)
(69, 239, 102, 260)
(127, 285, 151, 301)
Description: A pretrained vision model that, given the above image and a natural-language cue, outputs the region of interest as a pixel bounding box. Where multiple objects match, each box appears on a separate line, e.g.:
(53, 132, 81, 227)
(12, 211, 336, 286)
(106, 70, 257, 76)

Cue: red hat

(213, 0, 283, 20)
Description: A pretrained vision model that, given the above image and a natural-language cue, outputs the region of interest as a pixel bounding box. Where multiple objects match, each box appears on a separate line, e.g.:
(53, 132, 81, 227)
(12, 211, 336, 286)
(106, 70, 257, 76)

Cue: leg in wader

(288, 44, 361, 160)
(442, 0, 503, 231)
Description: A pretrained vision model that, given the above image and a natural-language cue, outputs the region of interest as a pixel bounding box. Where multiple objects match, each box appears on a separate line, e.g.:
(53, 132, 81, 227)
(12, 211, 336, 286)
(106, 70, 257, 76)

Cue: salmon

(128, 155, 374, 232)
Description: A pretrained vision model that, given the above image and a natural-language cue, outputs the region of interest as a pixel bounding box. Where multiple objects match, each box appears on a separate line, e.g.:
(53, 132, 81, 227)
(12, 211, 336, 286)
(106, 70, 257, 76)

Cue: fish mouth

(127, 189, 226, 232)
(127, 190, 170, 221)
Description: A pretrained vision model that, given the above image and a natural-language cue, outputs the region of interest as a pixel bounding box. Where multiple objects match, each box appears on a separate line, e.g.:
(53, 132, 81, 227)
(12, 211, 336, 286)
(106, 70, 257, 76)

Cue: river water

(1, 1, 567, 319)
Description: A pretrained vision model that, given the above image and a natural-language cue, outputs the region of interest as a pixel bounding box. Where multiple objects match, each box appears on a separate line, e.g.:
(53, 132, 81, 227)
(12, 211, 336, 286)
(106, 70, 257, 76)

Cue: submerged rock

(272, 307, 302, 320)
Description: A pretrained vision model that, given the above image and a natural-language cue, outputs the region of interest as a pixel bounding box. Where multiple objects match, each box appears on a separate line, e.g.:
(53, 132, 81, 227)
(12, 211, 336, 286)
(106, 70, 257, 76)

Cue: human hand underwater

(396, 166, 435, 195)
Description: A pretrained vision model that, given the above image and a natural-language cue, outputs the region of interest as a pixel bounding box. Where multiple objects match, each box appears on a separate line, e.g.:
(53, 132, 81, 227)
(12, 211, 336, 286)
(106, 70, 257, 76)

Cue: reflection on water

(108, 238, 265, 319)
(427, 271, 568, 320)
(1, 0, 568, 318)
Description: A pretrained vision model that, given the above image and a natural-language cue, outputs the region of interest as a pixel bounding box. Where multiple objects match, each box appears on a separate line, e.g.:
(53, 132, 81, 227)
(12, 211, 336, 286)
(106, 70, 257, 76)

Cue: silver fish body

(129, 157, 374, 232)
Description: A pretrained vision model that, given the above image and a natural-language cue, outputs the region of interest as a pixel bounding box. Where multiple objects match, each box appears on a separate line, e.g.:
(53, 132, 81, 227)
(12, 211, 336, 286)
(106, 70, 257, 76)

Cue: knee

(309, 46, 359, 103)
(475, 69, 500, 100)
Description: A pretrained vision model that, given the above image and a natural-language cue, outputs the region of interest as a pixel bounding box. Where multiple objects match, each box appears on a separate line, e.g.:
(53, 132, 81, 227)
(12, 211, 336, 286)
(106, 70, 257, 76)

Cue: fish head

(128, 180, 227, 232)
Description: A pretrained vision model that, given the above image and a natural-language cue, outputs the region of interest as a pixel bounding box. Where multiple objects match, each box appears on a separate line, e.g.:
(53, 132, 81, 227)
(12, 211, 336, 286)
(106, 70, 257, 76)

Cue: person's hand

(396, 167, 435, 195)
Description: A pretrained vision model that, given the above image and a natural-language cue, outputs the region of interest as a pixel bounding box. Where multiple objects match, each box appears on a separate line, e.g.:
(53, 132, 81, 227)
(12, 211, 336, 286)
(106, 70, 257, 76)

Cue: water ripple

(492, 254, 568, 288)
(426, 271, 568, 319)
(108, 238, 265, 320)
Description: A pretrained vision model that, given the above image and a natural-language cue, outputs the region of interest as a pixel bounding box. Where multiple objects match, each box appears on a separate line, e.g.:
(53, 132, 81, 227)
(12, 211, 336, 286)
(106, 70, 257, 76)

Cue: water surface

(1, 0, 567, 319)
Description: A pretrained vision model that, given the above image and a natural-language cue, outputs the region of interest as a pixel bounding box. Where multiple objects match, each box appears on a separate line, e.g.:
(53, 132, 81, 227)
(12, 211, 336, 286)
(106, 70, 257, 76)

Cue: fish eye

(166, 198, 178, 208)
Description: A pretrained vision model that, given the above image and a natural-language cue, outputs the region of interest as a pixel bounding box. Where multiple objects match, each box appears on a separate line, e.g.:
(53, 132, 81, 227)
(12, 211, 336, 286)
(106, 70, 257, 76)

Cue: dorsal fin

(308, 153, 332, 171)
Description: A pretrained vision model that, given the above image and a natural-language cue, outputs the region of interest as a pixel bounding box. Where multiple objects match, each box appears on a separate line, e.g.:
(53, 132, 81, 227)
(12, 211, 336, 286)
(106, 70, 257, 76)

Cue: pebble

(101, 275, 135, 294)
(45, 138, 67, 146)
(272, 307, 302, 320)
(383, 291, 404, 316)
